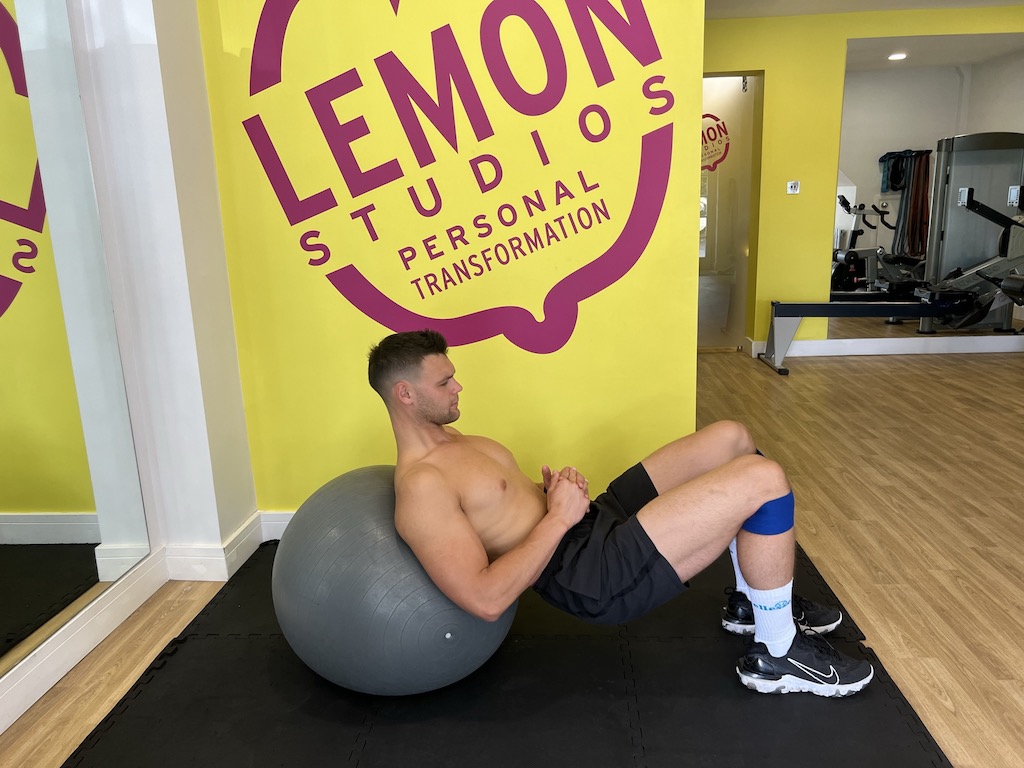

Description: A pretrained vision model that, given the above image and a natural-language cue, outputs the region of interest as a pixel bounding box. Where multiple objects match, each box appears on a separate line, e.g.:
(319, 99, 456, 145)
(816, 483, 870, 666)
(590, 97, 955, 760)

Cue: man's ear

(393, 379, 413, 405)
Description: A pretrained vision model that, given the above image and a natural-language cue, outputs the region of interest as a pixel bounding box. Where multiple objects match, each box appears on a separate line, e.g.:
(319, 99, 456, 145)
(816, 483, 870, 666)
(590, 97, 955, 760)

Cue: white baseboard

(163, 510, 264, 581)
(222, 511, 265, 579)
(0, 513, 100, 544)
(259, 511, 293, 541)
(94, 544, 152, 582)
(162, 544, 230, 581)
(0, 547, 169, 734)
(748, 335, 1024, 360)
(790, 335, 1024, 357)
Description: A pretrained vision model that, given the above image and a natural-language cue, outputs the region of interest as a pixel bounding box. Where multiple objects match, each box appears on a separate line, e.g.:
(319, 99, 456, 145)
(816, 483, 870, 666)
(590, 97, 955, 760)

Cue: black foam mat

(66, 542, 950, 768)
(1, 543, 99, 652)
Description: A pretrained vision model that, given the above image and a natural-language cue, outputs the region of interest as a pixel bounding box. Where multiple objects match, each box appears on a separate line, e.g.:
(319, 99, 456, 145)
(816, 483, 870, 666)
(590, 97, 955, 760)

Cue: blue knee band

(741, 490, 794, 535)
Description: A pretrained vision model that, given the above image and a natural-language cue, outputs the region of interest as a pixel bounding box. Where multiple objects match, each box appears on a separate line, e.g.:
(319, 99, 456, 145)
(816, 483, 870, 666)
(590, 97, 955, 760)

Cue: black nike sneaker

(736, 628, 874, 697)
(722, 589, 842, 636)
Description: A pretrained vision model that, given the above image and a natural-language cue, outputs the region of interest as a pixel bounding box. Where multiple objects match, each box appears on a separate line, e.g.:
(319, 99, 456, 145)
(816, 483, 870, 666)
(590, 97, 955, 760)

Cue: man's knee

(708, 420, 757, 456)
(753, 455, 789, 496)
(731, 453, 789, 496)
(740, 457, 793, 535)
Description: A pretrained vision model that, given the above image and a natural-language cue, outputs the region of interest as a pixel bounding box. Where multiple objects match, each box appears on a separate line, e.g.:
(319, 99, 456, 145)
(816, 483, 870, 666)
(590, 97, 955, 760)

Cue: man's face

(412, 354, 462, 425)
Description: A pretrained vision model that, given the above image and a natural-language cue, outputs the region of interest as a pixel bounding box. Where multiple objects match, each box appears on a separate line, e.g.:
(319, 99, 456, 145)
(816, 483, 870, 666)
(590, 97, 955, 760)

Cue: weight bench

(759, 301, 951, 375)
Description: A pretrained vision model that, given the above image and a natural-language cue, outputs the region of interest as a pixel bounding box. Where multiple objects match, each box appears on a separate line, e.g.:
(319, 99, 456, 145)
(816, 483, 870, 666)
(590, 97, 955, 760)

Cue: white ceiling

(705, 2, 1024, 70)
(846, 33, 1024, 71)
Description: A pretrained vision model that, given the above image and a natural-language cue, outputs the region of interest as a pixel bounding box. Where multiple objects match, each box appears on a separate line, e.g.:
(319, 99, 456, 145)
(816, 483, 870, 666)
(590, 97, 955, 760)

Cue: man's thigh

(635, 454, 780, 583)
(640, 420, 755, 494)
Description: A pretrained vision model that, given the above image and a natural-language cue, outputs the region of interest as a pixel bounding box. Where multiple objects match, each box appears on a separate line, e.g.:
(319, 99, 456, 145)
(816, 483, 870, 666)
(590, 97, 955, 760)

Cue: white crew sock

(728, 538, 750, 595)
(746, 580, 796, 657)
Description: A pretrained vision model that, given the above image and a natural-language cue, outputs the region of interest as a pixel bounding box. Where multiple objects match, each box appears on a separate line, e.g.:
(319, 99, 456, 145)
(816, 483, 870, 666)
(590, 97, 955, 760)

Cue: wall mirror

(0, 0, 149, 681)
(832, 33, 1024, 340)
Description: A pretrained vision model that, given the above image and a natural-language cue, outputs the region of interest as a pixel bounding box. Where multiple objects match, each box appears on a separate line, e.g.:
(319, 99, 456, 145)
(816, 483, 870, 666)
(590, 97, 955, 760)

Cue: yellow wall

(705, 6, 1024, 341)
(0, 0, 93, 513)
(198, 0, 702, 509)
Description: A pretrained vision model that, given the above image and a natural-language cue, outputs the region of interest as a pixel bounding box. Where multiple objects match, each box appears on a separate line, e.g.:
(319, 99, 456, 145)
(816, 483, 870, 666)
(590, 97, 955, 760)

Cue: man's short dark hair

(368, 329, 449, 401)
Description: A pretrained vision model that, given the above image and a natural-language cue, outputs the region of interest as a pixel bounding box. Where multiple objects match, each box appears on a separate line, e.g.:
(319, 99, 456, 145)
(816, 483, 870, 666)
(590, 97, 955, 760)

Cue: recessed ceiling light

(888, 52, 908, 61)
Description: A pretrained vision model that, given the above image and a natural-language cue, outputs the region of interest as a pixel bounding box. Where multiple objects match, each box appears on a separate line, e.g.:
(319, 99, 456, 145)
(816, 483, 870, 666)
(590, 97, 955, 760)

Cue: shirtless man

(367, 330, 873, 697)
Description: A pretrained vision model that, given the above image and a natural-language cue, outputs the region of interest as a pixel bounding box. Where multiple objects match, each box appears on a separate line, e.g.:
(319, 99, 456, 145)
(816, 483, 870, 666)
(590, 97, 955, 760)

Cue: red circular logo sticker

(701, 112, 729, 172)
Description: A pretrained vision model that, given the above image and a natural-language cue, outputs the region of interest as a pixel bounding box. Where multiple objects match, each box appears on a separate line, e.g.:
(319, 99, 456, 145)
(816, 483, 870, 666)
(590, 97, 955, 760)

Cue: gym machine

(830, 133, 1024, 331)
(832, 196, 928, 299)
(919, 132, 1024, 333)
(914, 185, 1024, 329)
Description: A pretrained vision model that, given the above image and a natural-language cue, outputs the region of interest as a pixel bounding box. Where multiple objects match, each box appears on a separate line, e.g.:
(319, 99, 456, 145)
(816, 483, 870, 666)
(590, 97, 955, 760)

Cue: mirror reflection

(0, 0, 148, 676)
(832, 33, 1024, 339)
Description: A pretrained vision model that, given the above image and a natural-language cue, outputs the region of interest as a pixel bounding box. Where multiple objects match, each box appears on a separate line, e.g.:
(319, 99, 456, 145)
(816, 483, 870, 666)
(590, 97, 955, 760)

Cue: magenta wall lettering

(242, 0, 676, 353)
(0, 4, 47, 320)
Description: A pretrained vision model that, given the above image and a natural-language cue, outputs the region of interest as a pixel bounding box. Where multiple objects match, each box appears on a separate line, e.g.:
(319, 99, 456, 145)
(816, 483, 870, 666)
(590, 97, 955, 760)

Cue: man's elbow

(478, 606, 507, 623)
(464, 596, 510, 623)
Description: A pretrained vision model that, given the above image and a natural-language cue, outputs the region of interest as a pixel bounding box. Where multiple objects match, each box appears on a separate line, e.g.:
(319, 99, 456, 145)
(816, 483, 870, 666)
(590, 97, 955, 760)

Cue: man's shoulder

(395, 450, 467, 494)
(457, 433, 513, 455)
(406, 431, 510, 460)
(395, 432, 515, 489)
(433, 434, 517, 469)
(396, 460, 447, 491)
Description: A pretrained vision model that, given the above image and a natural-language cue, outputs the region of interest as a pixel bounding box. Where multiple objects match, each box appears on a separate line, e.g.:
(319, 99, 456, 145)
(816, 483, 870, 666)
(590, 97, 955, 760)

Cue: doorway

(698, 75, 760, 350)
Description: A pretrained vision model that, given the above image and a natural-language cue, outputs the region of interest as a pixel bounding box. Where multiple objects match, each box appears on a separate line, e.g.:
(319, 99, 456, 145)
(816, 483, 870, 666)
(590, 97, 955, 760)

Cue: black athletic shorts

(532, 463, 686, 624)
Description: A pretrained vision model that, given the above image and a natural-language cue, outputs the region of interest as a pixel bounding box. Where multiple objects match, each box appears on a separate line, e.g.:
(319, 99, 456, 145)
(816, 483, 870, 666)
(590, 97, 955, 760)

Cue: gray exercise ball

(272, 465, 516, 695)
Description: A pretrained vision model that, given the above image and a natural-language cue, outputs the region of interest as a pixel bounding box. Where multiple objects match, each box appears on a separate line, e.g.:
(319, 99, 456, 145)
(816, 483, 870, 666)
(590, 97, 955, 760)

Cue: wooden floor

(0, 580, 221, 767)
(696, 350, 1024, 768)
(2, 350, 1023, 766)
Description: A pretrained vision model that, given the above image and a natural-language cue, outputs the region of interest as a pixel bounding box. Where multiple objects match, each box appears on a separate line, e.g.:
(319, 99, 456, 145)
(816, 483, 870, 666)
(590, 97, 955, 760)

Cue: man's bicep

(395, 473, 490, 610)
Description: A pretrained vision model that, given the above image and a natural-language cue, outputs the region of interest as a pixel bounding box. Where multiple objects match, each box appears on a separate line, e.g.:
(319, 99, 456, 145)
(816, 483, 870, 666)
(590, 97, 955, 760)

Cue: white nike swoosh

(788, 658, 840, 685)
